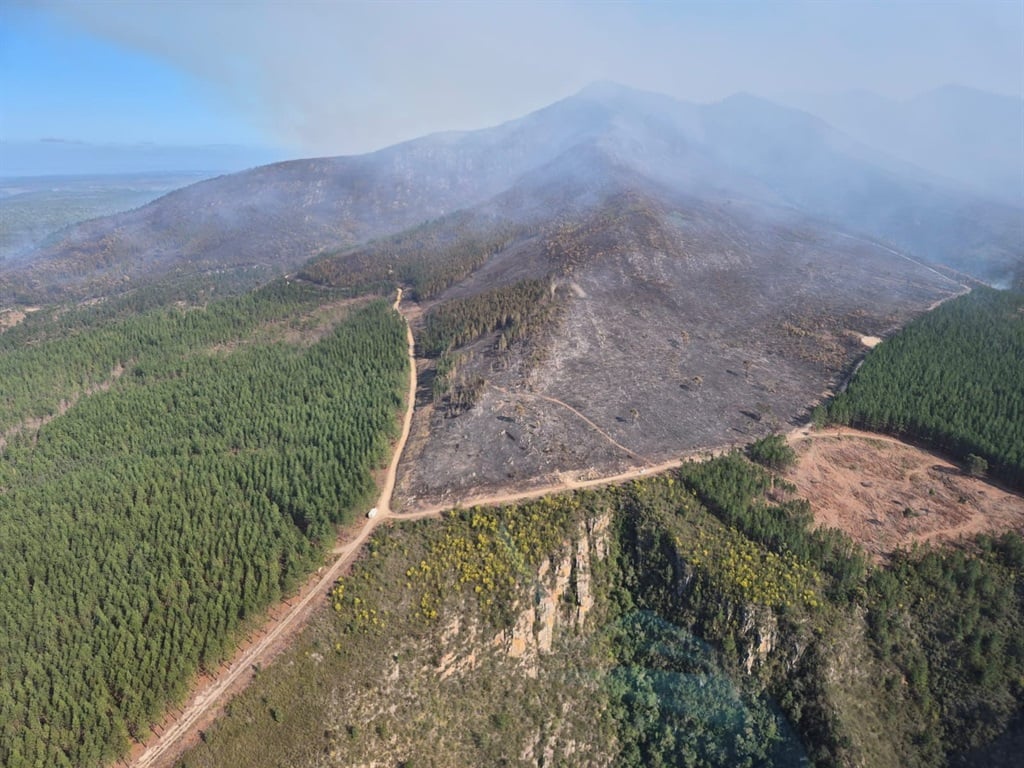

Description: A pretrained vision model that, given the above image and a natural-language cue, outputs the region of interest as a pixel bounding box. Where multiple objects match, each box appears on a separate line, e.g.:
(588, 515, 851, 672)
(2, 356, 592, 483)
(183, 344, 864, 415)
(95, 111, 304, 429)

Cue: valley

(137, 299, 1024, 766)
(171, 442, 1024, 768)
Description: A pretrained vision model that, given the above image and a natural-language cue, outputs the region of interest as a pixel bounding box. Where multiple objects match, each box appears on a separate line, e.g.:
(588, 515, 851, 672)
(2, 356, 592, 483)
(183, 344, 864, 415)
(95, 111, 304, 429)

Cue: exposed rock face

(503, 513, 610, 675)
(740, 604, 779, 675)
(427, 512, 612, 683)
(436, 614, 484, 681)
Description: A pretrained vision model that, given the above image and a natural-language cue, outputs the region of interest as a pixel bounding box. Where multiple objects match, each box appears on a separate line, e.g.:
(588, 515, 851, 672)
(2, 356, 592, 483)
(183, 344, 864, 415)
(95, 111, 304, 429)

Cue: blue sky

(2, 0, 1022, 162)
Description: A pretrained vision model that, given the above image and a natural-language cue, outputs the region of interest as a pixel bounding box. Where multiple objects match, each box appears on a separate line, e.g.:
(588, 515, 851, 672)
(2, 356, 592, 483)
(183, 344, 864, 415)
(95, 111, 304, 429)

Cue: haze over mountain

(5, 3, 1024, 766)
(2, 83, 1019, 305)
(0, 140, 286, 178)
(787, 85, 1024, 208)
(0, 172, 214, 265)
(3, 81, 1001, 506)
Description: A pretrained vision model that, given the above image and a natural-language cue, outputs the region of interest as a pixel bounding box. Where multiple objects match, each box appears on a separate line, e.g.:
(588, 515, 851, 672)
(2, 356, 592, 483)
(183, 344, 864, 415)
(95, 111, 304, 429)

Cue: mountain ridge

(784, 84, 1024, 207)
(2, 82, 1019, 304)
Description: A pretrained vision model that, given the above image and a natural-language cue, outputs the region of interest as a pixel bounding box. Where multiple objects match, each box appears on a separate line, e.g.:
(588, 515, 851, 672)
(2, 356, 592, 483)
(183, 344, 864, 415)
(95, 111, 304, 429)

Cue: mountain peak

(574, 80, 640, 100)
(569, 80, 684, 112)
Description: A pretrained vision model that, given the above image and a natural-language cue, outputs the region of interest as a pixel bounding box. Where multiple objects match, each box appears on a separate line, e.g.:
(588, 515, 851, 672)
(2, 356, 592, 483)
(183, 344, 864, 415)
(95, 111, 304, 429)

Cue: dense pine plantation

(828, 287, 1024, 488)
(0, 293, 408, 768)
(0, 280, 329, 433)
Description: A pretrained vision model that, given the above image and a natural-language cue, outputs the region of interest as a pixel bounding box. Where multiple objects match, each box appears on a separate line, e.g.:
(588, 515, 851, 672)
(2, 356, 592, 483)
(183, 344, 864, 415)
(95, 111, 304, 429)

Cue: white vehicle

(366, 507, 378, 519)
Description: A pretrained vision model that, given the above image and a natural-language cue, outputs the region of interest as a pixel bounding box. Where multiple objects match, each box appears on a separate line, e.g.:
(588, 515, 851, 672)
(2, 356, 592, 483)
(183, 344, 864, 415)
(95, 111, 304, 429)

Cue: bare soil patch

(0, 308, 27, 331)
(0, 362, 126, 450)
(786, 428, 1024, 563)
(204, 296, 368, 357)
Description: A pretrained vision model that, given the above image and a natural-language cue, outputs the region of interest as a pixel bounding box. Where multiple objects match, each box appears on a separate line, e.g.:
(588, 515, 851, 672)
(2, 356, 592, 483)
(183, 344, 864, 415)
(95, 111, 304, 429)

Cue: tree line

(0, 298, 408, 768)
(0, 279, 335, 434)
(171, 448, 1024, 767)
(299, 212, 531, 301)
(418, 278, 558, 358)
(828, 287, 1024, 489)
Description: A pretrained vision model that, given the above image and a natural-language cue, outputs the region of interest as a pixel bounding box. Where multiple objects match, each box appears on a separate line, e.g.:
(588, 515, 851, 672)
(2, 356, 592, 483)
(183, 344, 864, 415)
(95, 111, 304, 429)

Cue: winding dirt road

(128, 291, 418, 768)
(490, 383, 652, 464)
(126, 285, 712, 768)
(124, 298, 978, 768)
(125, 290, 741, 767)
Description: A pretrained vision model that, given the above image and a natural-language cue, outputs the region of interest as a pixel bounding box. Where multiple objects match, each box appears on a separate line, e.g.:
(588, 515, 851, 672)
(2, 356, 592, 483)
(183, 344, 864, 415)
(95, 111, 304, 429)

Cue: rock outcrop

(503, 513, 610, 675)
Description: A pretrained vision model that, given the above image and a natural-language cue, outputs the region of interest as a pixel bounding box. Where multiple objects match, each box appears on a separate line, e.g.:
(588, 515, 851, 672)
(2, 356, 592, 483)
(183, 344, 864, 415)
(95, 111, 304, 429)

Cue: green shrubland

(181, 453, 1023, 768)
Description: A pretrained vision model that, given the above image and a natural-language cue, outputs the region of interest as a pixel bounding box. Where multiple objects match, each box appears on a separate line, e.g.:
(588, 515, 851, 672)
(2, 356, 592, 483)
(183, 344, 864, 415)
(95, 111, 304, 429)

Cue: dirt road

(402, 457, 688, 519)
(126, 286, 741, 767)
(127, 288, 716, 767)
(128, 291, 417, 768)
(129, 286, 701, 767)
(490, 383, 651, 464)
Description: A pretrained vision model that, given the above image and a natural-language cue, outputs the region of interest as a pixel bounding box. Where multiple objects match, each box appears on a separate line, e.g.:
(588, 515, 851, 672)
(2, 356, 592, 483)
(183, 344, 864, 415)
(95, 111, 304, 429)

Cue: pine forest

(0, 288, 409, 768)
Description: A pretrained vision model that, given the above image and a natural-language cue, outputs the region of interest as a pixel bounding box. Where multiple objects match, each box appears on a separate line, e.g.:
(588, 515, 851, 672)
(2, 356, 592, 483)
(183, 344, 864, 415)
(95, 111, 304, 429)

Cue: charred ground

(393, 183, 964, 507)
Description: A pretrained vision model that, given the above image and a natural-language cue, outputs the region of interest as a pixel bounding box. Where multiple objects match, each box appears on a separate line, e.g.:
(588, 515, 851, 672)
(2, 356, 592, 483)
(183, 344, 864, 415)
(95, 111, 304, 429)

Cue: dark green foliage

(418, 278, 558, 358)
(299, 213, 530, 300)
(865, 537, 1024, 758)
(677, 451, 867, 603)
(607, 613, 796, 768)
(0, 299, 408, 768)
(0, 278, 333, 433)
(624, 458, 1024, 766)
(747, 433, 797, 470)
(828, 287, 1024, 488)
(966, 453, 989, 477)
(612, 475, 844, 765)
(173, 459, 1024, 768)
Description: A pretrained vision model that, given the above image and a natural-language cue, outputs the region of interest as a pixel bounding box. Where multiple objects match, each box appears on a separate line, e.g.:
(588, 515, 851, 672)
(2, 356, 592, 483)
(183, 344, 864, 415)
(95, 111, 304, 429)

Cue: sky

(1, 0, 1022, 168)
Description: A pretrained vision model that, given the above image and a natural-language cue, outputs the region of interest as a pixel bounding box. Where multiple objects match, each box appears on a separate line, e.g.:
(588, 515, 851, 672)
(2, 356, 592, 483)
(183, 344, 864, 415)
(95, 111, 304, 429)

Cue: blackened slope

(790, 85, 1024, 208)
(396, 177, 967, 505)
(298, 140, 639, 301)
(699, 94, 1024, 280)
(0, 93, 616, 304)
(5, 82, 1019, 304)
(0, 152, 511, 303)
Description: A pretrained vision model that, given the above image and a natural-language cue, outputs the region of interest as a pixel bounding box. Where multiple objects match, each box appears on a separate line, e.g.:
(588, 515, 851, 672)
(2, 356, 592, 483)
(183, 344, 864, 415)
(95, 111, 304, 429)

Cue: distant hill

(0, 140, 286, 177)
(7, 83, 1013, 495)
(5, 83, 1023, 768)
(0, 172, 212, 264)
(787, 85, 1024, 209)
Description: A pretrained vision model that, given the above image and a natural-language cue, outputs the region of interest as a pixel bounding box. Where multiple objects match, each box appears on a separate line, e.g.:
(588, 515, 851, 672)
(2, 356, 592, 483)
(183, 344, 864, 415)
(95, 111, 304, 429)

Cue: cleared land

(786, 428, 1024, 562)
